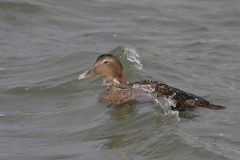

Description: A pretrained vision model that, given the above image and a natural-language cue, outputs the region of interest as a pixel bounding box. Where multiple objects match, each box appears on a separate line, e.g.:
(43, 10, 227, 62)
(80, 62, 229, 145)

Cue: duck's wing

(129, 80, 225, 111)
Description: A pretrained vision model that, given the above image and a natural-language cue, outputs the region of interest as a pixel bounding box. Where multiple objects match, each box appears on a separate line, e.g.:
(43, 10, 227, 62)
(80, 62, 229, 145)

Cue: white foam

(101, 78, 121, 86)
(113, 81, 180, 121)
(124, 48, 143, 70)
(101, 78, 109, 86)
(164, 110, 180, 121)
(132, 84, 155, 94)
(156, 93, 180, 121)
(113, 78, 120, 85)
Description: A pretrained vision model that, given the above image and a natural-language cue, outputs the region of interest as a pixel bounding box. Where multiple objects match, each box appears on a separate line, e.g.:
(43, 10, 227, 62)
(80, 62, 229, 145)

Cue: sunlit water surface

(0, 0, 240, 159)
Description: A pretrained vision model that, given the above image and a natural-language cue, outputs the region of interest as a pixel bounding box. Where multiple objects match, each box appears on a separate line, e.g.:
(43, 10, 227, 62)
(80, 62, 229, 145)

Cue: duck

(78, 54, 225, 111)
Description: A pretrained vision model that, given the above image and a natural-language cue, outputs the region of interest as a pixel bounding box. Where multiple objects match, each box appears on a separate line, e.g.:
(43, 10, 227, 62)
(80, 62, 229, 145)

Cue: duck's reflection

(99, 131, 149, 149)
(94, 104, 142, 149)
(179, 110, 200, 119)
(90, 104, 200, 150)
(106, 103, 138, 121)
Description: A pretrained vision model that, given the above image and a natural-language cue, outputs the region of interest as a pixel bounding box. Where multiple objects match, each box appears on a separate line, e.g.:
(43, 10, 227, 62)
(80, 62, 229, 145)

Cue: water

(0, 0, 240, 159)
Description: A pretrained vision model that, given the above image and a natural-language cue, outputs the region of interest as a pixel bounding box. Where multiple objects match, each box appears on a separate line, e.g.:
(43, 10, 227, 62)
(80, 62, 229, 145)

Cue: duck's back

(129, 80, 225, 111)
(99, 80, 224, 111)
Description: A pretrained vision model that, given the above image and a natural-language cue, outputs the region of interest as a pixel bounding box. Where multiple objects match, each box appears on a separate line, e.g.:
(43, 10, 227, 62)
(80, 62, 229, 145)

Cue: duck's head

(78, 54, 127, 84)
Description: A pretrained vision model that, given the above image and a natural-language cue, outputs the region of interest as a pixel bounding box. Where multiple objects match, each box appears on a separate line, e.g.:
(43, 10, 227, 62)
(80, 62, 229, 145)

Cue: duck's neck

(105, 70, 127, 85)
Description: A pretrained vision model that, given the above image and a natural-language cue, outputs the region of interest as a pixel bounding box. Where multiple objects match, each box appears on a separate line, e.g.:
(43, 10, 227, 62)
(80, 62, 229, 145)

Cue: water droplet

(124, 48, 143, 70)
(113, 78, 120, 85)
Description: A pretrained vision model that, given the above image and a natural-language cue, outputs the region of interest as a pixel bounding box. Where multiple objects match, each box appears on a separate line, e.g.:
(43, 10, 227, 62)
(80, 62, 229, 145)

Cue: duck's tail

(194, 97, 226, 110)
(172, 90, 226, 111)
(207, 103, 226, 110)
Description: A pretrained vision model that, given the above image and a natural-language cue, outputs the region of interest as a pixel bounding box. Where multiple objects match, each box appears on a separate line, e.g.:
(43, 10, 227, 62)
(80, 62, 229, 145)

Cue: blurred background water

(0, 0, 240, 159)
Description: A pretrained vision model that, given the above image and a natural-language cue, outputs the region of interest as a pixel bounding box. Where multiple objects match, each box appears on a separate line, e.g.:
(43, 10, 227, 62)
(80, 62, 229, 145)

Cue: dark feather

(128, 80, 225, 111)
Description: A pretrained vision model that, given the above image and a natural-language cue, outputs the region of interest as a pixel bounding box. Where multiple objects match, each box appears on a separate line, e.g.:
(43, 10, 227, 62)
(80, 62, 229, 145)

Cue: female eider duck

(78, 54, 225, 111)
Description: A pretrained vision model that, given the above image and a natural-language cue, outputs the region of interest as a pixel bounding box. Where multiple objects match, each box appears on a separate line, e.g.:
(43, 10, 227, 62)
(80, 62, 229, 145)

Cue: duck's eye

(104, 61, 108, 64)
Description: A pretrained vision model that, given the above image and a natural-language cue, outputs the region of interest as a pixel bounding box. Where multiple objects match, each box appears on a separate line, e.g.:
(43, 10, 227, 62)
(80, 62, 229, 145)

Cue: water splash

(101, 77, 180, 121)
(132, 84, 155, 94)
(113, 78, 120, 85)
(132, 84, 179, 120)
(123, 48, 143, 70)
(101, 78, 121, 87)
(156, 93, 180, 121)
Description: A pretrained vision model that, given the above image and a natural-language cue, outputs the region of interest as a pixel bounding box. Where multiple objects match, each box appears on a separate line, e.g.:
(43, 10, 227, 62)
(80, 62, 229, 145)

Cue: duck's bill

(78, 69, 92, 80)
